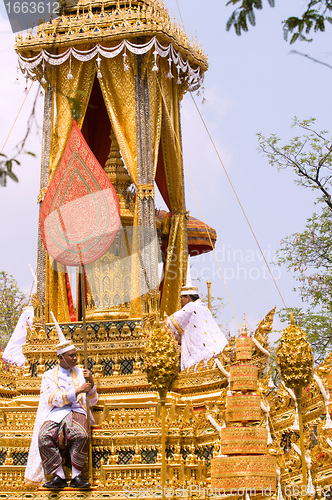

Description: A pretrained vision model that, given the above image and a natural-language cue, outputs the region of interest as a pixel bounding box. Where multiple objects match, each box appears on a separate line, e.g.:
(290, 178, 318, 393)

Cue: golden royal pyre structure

(16, 0, 209, 324)
(1, 1, 332, 499)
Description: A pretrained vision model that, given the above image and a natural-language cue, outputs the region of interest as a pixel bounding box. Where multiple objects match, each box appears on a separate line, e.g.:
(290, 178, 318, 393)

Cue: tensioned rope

(174, 0, 288, 313)
(0, 82, 34, 154)
(190, 94, 288, 312)
(155, 74, 240, 329)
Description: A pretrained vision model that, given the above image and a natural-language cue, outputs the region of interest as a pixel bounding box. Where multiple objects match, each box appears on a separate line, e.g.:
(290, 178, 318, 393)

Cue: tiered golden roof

(15, 0, 207, 71)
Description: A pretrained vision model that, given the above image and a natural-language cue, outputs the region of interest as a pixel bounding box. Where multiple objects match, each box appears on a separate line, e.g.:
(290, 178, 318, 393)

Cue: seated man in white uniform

(167, 259, 228, 371)
(25, 313, 98, 489)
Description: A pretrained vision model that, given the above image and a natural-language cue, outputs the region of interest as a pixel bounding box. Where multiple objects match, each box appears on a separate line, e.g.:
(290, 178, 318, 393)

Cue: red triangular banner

(40, 122, 120, 266)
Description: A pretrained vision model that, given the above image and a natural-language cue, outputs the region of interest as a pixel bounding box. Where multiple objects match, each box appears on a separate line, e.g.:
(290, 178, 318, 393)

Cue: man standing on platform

(25, 313, 98, 489)
(167, 258, 228, 371)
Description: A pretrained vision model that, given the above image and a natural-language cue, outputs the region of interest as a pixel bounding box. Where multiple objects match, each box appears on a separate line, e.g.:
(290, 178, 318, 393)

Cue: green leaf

(290, 32, 299, 44)
(6, 171, 18, 182)
(248, 8, 256, 26)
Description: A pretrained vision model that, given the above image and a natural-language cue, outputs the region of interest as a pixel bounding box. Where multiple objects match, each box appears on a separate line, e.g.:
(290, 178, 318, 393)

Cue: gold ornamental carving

(144, 315, 179, 392)
(220, 427, 268, 455)
(104, 128, 134, 224)
(137, 184, 155, 201)
(277, 319, 313, 390)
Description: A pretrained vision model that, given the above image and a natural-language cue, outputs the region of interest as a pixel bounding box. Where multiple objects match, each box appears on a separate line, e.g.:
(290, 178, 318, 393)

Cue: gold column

(207, 280, 211, 311)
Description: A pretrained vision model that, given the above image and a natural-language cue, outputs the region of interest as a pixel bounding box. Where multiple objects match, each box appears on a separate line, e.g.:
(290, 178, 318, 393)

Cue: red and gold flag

(40, 122, 120, 266)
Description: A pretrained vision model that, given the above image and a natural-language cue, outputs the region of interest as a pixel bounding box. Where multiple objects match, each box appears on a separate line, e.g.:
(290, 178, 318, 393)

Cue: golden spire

(104, 128, 134, 223)
(241, 313, 247, 337)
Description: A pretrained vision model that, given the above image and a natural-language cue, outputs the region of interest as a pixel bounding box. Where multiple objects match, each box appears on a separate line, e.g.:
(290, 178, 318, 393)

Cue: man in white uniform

(167, 258, 228, 371)
(25, 313, 98, 489)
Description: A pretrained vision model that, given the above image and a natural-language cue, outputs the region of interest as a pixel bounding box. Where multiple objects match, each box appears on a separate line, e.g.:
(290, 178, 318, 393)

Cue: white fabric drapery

(3, 306, 33, 367)
(18, 37, 204, 91)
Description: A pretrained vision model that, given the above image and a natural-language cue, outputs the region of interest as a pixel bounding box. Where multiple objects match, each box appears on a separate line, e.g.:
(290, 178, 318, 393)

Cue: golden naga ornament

(277, 315, 313, 390)
(144, 316, 179, 391)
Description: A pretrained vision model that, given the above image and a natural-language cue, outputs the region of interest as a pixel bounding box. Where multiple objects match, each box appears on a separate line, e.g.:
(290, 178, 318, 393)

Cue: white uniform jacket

(167, 299, 228, 371)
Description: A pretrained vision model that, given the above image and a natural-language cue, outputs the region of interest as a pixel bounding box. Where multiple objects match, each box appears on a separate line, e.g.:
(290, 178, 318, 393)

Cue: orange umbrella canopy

(156, 210, 217, 256)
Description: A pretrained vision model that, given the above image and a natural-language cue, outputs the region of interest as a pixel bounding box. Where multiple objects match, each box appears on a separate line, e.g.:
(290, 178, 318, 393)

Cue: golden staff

(159, 388, 167, 500)
(79, 264, 92, 486)
(206, 280, 211, 311)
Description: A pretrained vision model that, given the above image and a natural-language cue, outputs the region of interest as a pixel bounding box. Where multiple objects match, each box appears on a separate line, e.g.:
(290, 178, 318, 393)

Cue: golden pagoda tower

(211, 317, 277, 494)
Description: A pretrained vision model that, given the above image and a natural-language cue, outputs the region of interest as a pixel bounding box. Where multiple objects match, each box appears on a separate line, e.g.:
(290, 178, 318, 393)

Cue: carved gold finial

(31, 294, 43, 325)
(241, 313, 247, 337)
(277, 319, 313, 390)
(144, 317, 179, 391)
(254, 306, 276, 342)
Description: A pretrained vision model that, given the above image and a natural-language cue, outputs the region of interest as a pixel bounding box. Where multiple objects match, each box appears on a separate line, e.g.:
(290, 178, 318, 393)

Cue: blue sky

(0, 0, 331, 338)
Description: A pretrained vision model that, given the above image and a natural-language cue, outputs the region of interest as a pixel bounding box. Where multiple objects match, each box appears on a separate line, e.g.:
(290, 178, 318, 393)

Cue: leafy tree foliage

(0, 272, 28, 349)
(0, 85, 40, 187)
(201, 295, 224, 319)
(274, 208, 332, 309)
(258, 119, 332, 361)
(226, 0, 275, 35)
(0, 151, 37, 187)
(226, 0, 332, 43)
(0, 154, 21, 186)
(258, 118, 332, 209)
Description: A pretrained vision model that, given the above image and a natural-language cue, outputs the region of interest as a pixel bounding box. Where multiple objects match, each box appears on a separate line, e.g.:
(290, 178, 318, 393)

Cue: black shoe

(43, 475, 67, 489)
(69, 475, 91, 489)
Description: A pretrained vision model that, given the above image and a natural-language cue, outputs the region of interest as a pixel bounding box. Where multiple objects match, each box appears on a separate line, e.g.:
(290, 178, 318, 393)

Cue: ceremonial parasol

(156, 210, 217, 256)
(39, 121, 121, 483)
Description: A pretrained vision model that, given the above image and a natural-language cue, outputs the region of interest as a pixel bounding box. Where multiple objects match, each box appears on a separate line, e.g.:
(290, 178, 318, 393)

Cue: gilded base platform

(210, 455, 277, 492)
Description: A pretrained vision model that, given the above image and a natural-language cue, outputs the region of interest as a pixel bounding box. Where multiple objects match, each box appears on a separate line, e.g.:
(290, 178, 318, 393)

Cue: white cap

(180, 256, 198, 296)
(50, 311, 75, 355)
